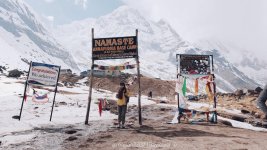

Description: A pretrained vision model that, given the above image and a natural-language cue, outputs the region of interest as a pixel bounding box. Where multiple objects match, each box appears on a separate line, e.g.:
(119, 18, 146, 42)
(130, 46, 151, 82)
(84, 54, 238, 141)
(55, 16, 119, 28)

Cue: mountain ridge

(54, 5, 260, 92)
(0, 0, 79, 71)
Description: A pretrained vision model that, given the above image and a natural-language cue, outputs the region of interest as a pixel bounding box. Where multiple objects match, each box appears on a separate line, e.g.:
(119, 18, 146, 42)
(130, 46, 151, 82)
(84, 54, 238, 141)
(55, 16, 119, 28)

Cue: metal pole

(85, 28, 95, 125)
(19, 62, 32, 121)
(49, 66, 61, 121)
(136, 29, 142, 125)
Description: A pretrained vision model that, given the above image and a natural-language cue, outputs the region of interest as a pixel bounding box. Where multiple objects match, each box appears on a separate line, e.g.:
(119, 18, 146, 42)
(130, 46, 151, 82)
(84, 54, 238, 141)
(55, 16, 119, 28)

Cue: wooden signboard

(92, 36, 138, 60)
(179, 54, 211, 76)
(85, 29, 142, 125)
(19, 62, 61, 121)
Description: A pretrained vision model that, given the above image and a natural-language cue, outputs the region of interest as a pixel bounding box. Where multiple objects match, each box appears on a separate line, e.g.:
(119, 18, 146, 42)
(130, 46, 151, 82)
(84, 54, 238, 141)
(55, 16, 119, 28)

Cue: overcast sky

(25, 0, 267, 60)
(25, 0, 123, 24)
(122, 0, 267, 60)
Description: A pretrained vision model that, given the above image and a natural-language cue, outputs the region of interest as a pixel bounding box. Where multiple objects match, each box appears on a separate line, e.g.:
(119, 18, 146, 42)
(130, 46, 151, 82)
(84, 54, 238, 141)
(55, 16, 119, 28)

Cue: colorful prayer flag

(182, 77, 187, 96)
(98, 99, 103, 116)
(195, 79, 198, 95)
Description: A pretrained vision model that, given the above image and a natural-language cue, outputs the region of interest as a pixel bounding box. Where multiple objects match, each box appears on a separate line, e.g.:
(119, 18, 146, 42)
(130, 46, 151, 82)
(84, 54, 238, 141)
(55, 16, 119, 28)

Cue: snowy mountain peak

(0, 0, 79, 71)
(0, 0, 46, 34)
(109, 5, 140, 16)
(193, 39, 267, 85)
(54, 6, 260, 92)
(0, 1, 261, 92)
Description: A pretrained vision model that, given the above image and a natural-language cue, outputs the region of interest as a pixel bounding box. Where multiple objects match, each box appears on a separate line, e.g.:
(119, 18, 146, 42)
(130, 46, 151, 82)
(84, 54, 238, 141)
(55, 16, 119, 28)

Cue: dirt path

(1, 104, 267, 150)
(61, 105, 267, 150)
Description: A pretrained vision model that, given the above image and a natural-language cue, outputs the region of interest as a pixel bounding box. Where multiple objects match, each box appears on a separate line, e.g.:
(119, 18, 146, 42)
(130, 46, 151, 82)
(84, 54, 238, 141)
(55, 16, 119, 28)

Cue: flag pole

(49, 66, 61, 121)
(85, 28, 95, 125)
(136, 29, 142, 125)
(19, 61, 32, 121)
(211, 55, 217, 123)
(176, 55, 182, 123)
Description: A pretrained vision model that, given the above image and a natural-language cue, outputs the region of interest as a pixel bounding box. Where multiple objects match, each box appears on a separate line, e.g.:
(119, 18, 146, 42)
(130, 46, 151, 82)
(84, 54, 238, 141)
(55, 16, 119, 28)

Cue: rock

(86, 138, 94, 142)
(57, 82, 64, 87)
(234, 89, 244, 97)
(65, 130, 77, 134)
(241, 109, 250, 114)
(0, 66, 7, 73)
(12, 115, 20, 120)
(8, 69, 24, 78)
(59, 102, 67, 105)
(99, 134, 112, 139)
(255, 87, 263, 94)
(159, 101, 167, 104)
(246, 89, 256, 96)
(78, 144, 89, 148)
(218, 112, 247, 122)
(219, 120, 232, 127)
(245, 118, 262, 127)
(232, 115, 246, 122)
(254, 113, 261, 118)
(65, 136, 78, 141)
(251, 111, 256, 115)
(253, 121, 263, 127)
(226, 93, 234, 97)
(160, 108, 166, 111)
(216, 92, 224, 96)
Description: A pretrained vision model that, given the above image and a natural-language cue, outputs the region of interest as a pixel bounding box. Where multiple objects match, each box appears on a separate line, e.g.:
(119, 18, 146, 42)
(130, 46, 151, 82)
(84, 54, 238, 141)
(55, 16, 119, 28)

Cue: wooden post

(136, 29, 142, 125)
(213, 79, 217, 123)
(211, 55, 217, 123)
(210, 55, 214, 74)
(176, 55, 181, 123)
(85, 28, 95, 125)
(19, 62, 32, 121)
(49, 66, 61, 121)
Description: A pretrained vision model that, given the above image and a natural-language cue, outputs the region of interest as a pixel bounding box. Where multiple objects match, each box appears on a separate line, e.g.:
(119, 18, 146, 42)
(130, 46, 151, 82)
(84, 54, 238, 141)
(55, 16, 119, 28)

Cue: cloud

(74, 0, 88, 9)
(43, 0, 54, 3)
(122, 0, 267, 60)
(46, 16, 54, 22)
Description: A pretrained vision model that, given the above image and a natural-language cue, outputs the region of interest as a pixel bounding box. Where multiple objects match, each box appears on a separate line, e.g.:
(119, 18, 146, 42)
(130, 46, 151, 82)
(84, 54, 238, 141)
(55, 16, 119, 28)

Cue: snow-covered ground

(0, 75, 155, 147)
(162, 101, 267, 132)
(0, 75, 266, 147)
